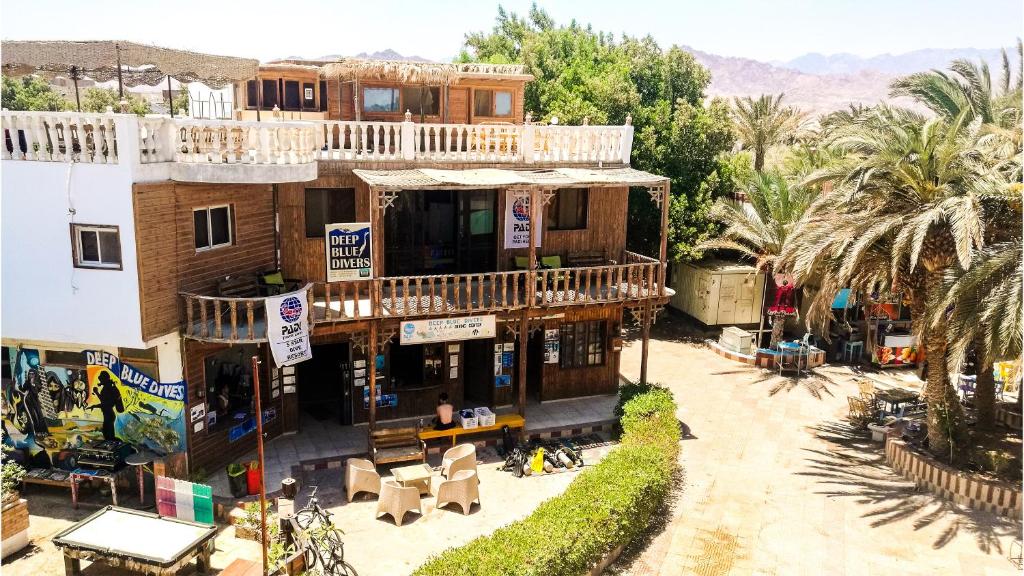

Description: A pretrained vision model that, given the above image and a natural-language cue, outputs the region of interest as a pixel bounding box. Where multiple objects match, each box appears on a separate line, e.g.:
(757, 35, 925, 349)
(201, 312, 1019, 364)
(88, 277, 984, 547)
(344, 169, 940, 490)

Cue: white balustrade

(2, 110, 119, 163)
(4, 110, 635, 168)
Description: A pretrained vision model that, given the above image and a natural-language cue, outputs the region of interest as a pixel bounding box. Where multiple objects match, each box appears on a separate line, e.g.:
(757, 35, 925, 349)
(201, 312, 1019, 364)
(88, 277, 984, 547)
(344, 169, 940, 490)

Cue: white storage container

(670, 260, 766, 326)
(457, 410, 479, 429)
(720, 326, 754, 355)
(474, 407, 496, 427)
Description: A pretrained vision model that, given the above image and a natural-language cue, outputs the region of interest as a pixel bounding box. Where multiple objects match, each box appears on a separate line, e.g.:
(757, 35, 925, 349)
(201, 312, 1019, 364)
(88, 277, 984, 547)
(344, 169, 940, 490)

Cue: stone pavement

(207, 394, 616, 497)
(613, 318, 1022, 576)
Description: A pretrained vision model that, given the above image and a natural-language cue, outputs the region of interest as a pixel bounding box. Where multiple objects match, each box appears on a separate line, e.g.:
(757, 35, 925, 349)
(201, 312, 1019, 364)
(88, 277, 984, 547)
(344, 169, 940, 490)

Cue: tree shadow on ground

(622, 310, 716, 346)
(799, 420, 1022, 554)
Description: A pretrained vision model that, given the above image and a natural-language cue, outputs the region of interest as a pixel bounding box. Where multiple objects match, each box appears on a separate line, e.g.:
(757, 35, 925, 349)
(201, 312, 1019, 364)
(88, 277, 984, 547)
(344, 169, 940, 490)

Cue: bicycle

(291, 486, 357, 576)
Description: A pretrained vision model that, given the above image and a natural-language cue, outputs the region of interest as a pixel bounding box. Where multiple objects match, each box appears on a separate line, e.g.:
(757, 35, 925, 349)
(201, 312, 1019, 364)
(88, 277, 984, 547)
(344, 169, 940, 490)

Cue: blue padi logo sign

(279, 296, 303, 323)
(326, 222, 372, 282)
(511, 197, 531, 222)
(403, 323, 416, 337)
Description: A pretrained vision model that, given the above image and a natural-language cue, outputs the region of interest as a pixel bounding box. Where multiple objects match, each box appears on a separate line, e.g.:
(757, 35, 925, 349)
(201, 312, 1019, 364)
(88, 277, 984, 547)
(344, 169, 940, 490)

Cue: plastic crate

(474, 407, 495, 427)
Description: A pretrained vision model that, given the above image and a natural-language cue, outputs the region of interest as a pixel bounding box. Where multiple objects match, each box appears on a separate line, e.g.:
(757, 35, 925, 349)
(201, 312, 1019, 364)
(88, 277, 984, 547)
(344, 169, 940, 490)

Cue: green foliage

(413, 386, 679, 576)
(1, 75, 70, 111)
(461, 4, 736, 261)
(732, 93, 805, 172)
(171, 90, 190, 116)
(1, 441, 26, 500)
(80, 87, 151, 116)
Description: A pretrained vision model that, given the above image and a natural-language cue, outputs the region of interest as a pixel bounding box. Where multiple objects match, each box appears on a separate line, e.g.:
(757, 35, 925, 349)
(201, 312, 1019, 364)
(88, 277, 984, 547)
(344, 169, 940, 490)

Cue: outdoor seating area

(350, 443, 482, 526)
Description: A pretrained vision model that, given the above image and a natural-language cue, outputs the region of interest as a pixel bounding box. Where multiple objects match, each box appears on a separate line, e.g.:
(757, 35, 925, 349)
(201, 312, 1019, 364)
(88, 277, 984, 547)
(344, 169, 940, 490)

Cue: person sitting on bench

(434, 393, 456, 431)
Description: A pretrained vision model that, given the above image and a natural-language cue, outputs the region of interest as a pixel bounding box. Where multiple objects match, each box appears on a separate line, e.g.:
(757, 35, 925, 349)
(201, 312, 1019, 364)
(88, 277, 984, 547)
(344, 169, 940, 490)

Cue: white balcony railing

(4, 110, 635, 171)
(313, 113, 633, 164)
(1, 111, 120, 163)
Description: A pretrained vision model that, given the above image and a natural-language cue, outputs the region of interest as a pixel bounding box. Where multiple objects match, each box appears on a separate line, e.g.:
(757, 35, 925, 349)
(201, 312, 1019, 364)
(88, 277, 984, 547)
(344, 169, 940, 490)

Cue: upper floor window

(246, 80, 259, 110)
(546, 188, 589, 230)
(194, 205, 233, 251)
(474, 89, 513, 117)
(402, 86, 441, 116)
(363, 87, 400, 113)
(303, 82, 316, 109)
(319, 80, 328, 112)
(305, 188, 357, 238)
(71, 224, 122, 270)
(560, 321, 605, 369)
(261, 79, 279, 110)
(284, 80, 301, 111)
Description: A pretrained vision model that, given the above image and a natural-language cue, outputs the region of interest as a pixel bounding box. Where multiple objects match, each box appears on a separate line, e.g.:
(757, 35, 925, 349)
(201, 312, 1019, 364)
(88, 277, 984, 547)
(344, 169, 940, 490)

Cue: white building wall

(1, 117, 147, 348)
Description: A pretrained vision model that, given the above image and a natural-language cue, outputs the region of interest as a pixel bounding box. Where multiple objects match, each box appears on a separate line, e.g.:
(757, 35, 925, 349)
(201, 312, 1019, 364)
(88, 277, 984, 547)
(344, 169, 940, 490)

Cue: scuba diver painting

(88, 370, 125, 441)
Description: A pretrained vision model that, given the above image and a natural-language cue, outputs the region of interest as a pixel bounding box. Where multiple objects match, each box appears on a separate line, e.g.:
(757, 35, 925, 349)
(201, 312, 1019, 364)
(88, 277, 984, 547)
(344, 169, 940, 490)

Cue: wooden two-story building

(2, 58, 670, 476)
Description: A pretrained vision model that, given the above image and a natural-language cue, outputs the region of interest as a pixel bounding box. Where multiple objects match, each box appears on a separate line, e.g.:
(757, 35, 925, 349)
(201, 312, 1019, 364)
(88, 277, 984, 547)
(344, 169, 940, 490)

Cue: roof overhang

(352, 167, 667, 190)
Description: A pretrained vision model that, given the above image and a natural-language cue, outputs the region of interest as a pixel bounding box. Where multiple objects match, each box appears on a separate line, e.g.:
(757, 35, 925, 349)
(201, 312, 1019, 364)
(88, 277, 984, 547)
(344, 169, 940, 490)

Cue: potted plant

(1, 444, 25, 505)
(1, 442, 29, 559)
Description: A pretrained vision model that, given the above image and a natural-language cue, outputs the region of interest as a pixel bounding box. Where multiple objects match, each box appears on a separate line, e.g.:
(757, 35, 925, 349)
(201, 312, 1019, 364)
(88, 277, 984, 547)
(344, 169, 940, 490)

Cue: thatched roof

(322, 60, 531, 84)
(1, 40, 259, 88)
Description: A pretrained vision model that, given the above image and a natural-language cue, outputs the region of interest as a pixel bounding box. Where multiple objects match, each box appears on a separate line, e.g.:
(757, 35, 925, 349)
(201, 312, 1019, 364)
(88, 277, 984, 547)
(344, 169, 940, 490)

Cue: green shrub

(413, 385, 680, 576)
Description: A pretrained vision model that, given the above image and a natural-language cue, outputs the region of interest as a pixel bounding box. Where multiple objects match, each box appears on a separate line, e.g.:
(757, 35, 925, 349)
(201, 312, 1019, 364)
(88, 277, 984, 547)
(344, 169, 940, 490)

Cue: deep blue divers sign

(325, 222, 372, 282)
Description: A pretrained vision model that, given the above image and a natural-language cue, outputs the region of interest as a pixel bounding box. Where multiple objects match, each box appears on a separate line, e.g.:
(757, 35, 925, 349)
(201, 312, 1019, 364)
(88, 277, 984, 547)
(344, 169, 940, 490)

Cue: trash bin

(245, 461, 262, 495)
(226, 463, 247, 498)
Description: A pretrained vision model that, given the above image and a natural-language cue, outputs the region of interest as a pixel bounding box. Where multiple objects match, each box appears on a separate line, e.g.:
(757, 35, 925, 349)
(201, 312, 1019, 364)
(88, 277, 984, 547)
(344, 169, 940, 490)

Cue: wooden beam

(640, 299, 652, 384)
(368, 322, 378, 429)
(658, 181, 670, 296)
(520, 186, 540, 415)
(518, 309, 529, 416)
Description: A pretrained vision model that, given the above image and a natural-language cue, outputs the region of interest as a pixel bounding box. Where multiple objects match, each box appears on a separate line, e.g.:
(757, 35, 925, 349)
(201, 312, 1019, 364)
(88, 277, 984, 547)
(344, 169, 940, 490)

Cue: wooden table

(419, 413, 525, 447)
(874, 387, 920, 416)
(53, 506, 216, 576)
(70, 468, 130, 509)
(392, 463, 433, 495)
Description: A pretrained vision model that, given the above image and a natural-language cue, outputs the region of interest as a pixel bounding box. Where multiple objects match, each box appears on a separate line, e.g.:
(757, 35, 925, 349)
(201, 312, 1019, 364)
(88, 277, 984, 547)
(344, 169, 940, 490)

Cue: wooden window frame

(193, 204, 234, 253)
(70, 223, 122, 270)
(362, 86, 401, 114)
(304, 188, 357, 238)
(546, 188, 589, 231)
(401, 86, 442, 117)
(473, 88, 514, 119)
(559, 320, 606, 369)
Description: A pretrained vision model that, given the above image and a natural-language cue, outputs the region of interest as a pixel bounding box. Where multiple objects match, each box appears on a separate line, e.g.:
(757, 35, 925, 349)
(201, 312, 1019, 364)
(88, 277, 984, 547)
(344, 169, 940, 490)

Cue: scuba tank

(531, 447, 546, 474)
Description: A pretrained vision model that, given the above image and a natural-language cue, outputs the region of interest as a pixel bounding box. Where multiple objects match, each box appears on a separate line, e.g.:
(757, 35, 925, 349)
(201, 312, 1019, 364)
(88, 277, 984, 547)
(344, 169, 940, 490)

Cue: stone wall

(885, 438, 1022, 517)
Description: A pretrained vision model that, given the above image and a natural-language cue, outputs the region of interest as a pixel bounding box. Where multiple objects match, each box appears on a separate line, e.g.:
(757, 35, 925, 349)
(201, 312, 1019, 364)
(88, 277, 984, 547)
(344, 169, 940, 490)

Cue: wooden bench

(568, 250, 613, 267)
(369, 424, 427, 466)
(419, 414, 526, 447)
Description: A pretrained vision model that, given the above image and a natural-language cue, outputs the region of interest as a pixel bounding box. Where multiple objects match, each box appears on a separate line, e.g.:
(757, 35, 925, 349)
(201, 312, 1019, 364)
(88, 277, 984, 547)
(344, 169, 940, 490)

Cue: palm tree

(785, 106, 994, 460)
(700, 171, 818, 347)
(732, 94, 805, 172)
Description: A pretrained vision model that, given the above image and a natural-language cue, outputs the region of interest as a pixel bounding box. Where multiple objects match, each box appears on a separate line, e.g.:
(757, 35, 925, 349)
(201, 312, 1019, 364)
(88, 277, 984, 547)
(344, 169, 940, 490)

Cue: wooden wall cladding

(537, 305, 623, 401)
(182, 341, 283, 475)
(276, 167, 628, 282)
(133, 182, 277, 342)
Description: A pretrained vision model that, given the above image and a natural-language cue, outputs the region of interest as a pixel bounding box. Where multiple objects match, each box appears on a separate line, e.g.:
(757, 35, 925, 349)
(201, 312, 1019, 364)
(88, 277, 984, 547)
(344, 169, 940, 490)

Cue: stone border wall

(885, 437, 1022, 517)
(706, 339, 827, 369)
(995, 402, 1022, 430)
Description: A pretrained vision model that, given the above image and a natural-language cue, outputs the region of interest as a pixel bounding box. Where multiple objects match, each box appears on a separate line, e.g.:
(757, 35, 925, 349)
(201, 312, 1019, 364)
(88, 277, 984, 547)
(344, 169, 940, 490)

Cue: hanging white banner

(266, 289, 312, 367)
(503, 190, 542, 249)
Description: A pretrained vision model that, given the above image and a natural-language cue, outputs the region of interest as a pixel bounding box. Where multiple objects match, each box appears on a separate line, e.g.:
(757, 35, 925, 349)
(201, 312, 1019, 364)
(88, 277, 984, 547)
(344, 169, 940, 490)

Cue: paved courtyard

(614, 315, 1022, 576)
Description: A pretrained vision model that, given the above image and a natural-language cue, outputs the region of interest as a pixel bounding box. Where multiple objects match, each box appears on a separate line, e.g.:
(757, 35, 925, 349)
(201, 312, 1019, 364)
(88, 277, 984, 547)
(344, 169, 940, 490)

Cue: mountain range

(280, 46, 1015, 117)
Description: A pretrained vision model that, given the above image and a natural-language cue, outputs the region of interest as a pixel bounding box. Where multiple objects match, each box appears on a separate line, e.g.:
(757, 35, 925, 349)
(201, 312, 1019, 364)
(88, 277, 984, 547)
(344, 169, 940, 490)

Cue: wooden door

(448, 88, 470, 124)
(696, 273, 711, 324)
(718, 274, 738, 324)
(735, 274, 757, 324)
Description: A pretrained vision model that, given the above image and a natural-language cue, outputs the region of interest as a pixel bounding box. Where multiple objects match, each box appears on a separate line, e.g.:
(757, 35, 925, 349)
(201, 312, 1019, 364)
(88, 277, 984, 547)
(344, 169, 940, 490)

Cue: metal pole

(70, 66, 81, 112)
(167, 76, 174, 118)
(115, 43, 124, 99)
(251, 355, 269, 576)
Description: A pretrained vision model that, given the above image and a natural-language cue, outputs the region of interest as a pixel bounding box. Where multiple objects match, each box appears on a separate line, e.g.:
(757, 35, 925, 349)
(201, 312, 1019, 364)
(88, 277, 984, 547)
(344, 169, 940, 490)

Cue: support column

(519, 187, 540, 416)
(368, 323, 378, 429)
(640, 300, 652, 384)
(518, 310, 529, 416)
(658, 181, 670, 296)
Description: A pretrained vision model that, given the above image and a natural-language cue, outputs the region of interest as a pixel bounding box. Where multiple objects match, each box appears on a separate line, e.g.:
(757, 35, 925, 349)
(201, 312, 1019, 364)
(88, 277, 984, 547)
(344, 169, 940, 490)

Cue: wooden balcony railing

(180, 257, 666, 342)
(181, 284, 314, 343)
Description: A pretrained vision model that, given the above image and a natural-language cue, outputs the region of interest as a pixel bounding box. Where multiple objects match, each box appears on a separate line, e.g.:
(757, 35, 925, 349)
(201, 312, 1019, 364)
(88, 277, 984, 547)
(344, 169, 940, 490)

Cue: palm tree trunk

(754, 147, 765, 172)
(974, 332, 996, 431)
(769, 314, 785, 349)
(924, 269, 967, 461)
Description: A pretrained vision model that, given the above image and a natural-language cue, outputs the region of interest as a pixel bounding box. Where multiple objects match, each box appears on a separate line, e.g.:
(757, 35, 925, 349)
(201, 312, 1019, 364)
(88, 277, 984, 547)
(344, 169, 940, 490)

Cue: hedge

(413, 381, 680, 576)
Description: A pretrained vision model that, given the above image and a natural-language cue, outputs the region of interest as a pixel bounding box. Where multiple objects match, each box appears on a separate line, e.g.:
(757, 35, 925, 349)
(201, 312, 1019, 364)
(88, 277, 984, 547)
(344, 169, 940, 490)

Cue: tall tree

(732, 93, 804, 172)
(460, 4, 737, 261)
(1, 75, 70, 111)
(701, 171, 818, 346)
(786, 106, 993, 460)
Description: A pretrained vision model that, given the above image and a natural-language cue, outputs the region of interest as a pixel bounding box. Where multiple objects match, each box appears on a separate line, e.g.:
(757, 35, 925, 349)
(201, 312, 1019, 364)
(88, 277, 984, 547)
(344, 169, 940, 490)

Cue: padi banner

(326, 222, 372, 281)
(266, 289, 313, 367)
(503, 190, 542, 249)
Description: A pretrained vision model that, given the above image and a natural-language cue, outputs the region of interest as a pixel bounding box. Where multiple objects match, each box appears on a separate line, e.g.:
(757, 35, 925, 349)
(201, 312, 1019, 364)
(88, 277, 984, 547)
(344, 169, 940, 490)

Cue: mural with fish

(2, 348, 186, 469)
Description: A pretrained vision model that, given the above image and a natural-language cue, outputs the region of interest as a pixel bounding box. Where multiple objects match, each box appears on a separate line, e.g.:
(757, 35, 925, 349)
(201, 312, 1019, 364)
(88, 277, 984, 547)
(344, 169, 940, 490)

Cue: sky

(1, 0, 1021, 63)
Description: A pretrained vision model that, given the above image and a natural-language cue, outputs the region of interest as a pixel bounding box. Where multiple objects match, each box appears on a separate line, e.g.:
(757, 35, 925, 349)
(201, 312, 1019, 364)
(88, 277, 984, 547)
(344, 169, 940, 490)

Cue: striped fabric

(156, 476, 214, 525)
